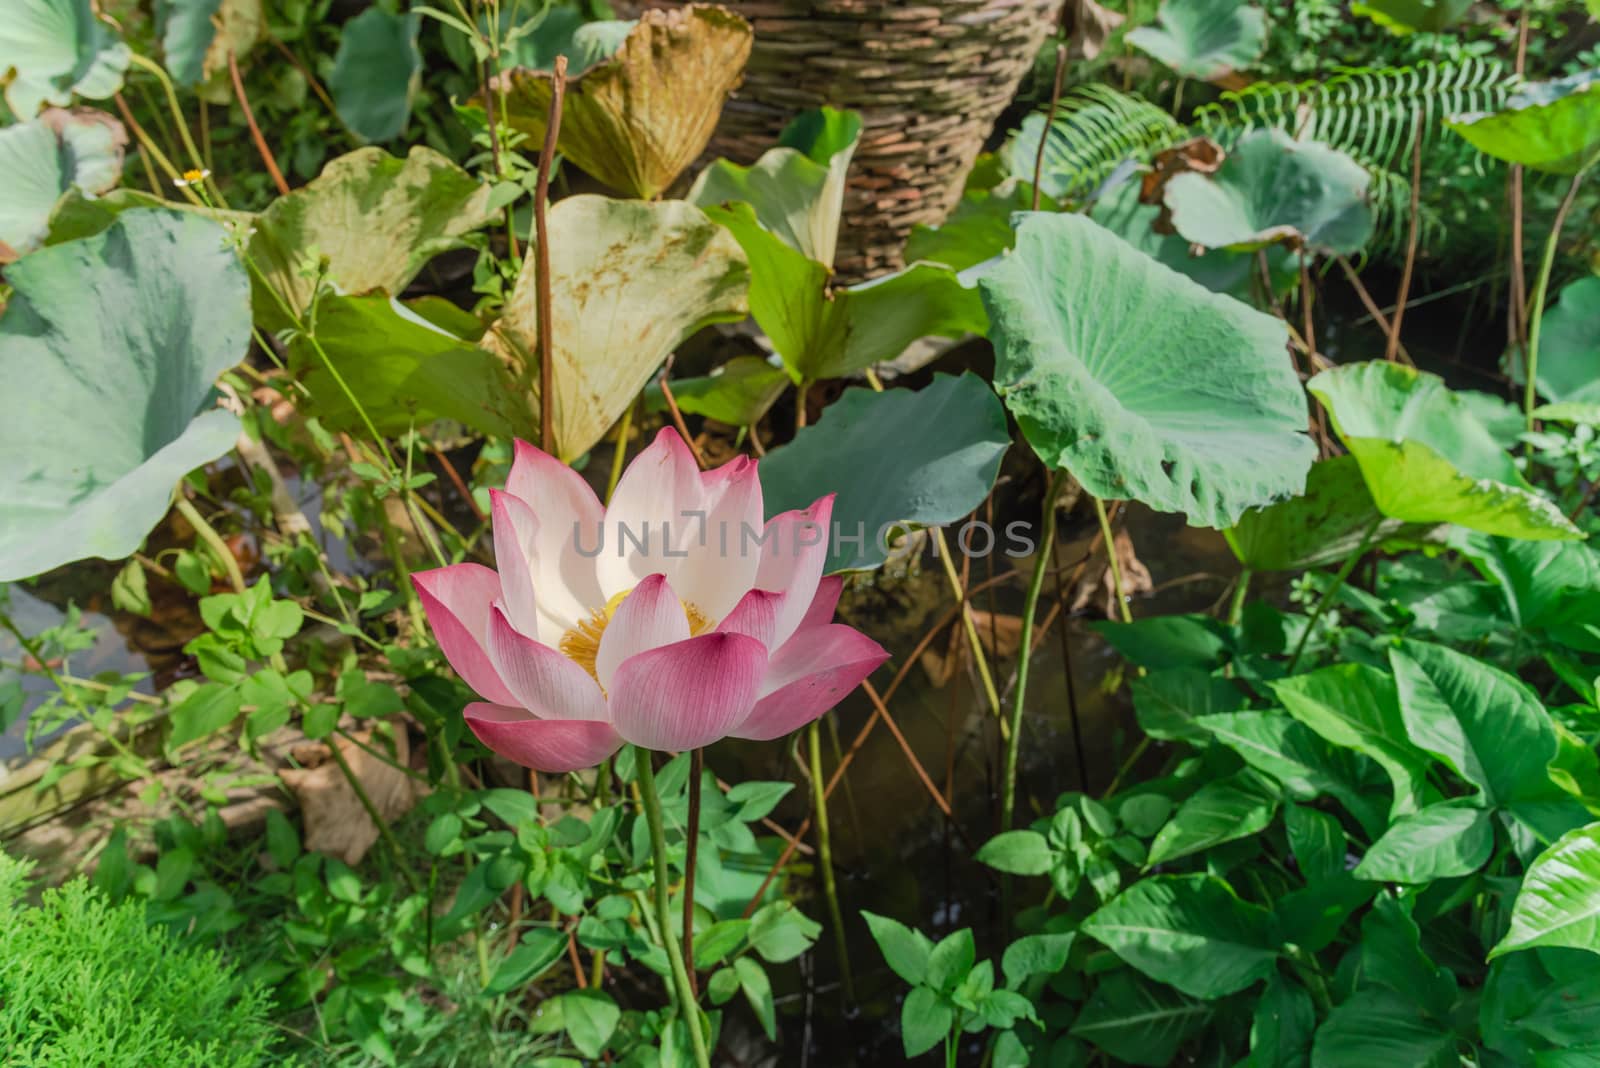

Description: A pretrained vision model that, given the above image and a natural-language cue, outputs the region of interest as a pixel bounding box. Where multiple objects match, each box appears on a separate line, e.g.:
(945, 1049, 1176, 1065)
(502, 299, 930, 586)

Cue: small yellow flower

(173, 168, 210, 188)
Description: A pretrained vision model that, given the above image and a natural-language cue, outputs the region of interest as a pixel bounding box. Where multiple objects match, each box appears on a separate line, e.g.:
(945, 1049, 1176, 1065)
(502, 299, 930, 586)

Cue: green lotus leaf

(1127, 0, 1266, 80)
(905, 180, 1054, 273)
(493, 5, 753, 200)
(0, 209, 249, 581)
(0, 0, 129, 117)
(498, 7, 635, 74)
(1447, 70, 1600, 175)
(247, 146, 497, 327)
(1307, 361, 1582, 540)
(980, 211, 1315, 528)
(703, 201, 986, 383)
(1516, 276, 1600, 404)
(758, 374, 1011, 573)
(329, 8, 422, 143)
(288, 294, 534, 441)
(0, 108, 125, 262)
(482, 195, 750, 462)
(157, 0, 264, 88)
(690, 107, 861, 268)
(1225, 455, 1438, 571)
(647, 356, 790, 428)
(1164, 130, 1374, 254)
(1351, 0, 1473, 33)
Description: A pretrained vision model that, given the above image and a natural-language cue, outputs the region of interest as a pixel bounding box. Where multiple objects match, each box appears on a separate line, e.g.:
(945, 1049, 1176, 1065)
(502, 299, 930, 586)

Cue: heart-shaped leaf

(1447, 69, 1600, 175)
(494, 5, 752, 199)
(1492, 822, 1600, 960)
(481, 195, 749, 461)
(329, 8, 422, 143)
(1517, 276, 1600, 404)
(0, 0, 129, 117)
(757, 373, 1011, 573)
(0, 107, 125, 262)
(1127, 0, 1266, 80)
(1308, 361, 1582, 540)
(1164, 130, 1374, 254)
(247, 146, 497, 327)
(0, 209, 249, 580)
(981, 210, 1314, 528)
(690, 107, 861, 268)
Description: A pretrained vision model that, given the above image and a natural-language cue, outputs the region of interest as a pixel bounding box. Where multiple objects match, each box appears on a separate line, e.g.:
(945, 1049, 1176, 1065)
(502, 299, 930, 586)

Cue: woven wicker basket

(629, 0, 1057, 279)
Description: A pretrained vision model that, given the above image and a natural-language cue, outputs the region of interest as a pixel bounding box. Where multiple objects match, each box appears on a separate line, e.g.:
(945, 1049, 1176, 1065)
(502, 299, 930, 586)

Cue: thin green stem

(323, 735, 421, 893)
(1524, 160, 1596, 432)
(126, 52, 228, 209)
(0, 612, 148, 767)
(1286, 516, 1383, 673)
(1001, 471, 1063, 831)
(1227, 568, 1252, 627)
(808, 719, 854, 1001)
(174, 494, 247, 595)
(1092, 497, 1132, 624)
(932, 530, 1007, 740)
(635, 748, 713, 1068)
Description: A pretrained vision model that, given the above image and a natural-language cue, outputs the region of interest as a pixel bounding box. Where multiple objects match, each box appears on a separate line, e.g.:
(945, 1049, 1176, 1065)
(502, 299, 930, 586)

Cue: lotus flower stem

(682, 748, 703, 998)
(1002, 471, 1065, 831)
(1092, 497, 1133, 625)
(808, 718, 855, 1001)
(1524, 158, 1596, 432)
(635, 747, 713, 1068)
(534, 56, 568, 454)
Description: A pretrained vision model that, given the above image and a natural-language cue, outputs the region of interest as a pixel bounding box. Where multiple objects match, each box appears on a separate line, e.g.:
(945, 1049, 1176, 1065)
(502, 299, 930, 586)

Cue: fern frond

(1005, 85, 1185, 199)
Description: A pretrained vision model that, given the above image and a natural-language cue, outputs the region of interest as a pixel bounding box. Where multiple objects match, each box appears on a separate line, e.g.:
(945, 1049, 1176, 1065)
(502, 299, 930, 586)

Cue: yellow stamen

(182, 168, 206, 183)
(559, 587, 713, 684)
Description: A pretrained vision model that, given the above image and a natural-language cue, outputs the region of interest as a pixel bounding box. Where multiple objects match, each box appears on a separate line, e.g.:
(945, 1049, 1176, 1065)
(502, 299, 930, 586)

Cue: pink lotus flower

(411, 430, 890, 771)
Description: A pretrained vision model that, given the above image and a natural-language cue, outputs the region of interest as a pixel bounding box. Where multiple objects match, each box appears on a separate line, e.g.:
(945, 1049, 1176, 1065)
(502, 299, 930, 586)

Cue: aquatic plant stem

(534, 56, 568, 453)
(228, 49, 289, 196)
(1524, 159, 1597, 432)
(1092, 497, 1132, 624)
(807, 719, 855, 1001)
(174, 494, 247, 595)
(1227, 569, 1252, 628)
(1384, 110, 1423, 365)
(1001, 471, 1064, 831)
(607, 401, 635, 502)
(1031, 40, 1067, 209)
(635, 748, 712, 1068)
(126, 52, 226, 208)
(683, 747, 703, 998)
(1286, 516, 1382, 673)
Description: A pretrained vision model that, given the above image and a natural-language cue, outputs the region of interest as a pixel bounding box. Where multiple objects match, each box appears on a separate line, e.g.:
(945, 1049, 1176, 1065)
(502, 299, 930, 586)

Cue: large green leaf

(0, 210, 248, 581)
(494, 6, 753, 200)
(156, 0, 262, 88)
(1353, 801, 1494, 883)
(329, 8, 421, 143)
(1351, 0, 1472, 33)
(757, 374, 1011, 573)
(1130, 666, 1246, 741)
(1198, 711, 1384, 834)
(1071, 970, 1211, 1066)
(981, 211, 1314, 528)
(648, 356, 789, 428)
(482, 195, 749, 462)
(1311, 990, 1457, 1067)
(0, 108, 125, 261)
(494, 7, 633, 74)
(1308, 361, 1582, 540)
(1146, 771, 1279, 865)
(1492, 822, 1600, 960)
(1270, 663, 1433, 819)
(1521, 276, 1600, 404)
(0, 0, 129, 117)
(689, 107, 861, 269)
(906, 180, 1046, 273)
(1127, 0, 1265, 79)
(1447, 70, 1600, 175)
(247, 146, 497, 327)
(1164, 130, 1374, 255)
(1082, 874, 1280, 999)
(702, 202, 985, 383)
(290, 294, 532, 440)
(1225, 454, 1436, 572)
(1390, 639, 1558, 807)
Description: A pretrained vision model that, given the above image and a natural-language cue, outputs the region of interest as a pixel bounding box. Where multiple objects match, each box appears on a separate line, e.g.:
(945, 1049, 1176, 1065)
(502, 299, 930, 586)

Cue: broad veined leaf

(702, 201, 985, 382)
(906, 180, 1049, 273)
(45, 186, 252, 247)
(1515, 970, 1600, 1046)
(1351, 0, 1473, 34)
(1146, 770, 1279, 865)
(0, 209, 248, 581)
(1492, 822, 1600, 960)
(1164, 130, 1374, 255)
(1390, 639, 1558, 807)
(1127, 0, 1266, 79)
(647, 356, 789, 428)
(0, 108, 125, 262)
(690, 107, 861, 268)
(1245, 976, 1316, 1068)
(1082, 874, 1281, 999)
(1310, 989, 1458, 1067)
(1452, 531, 1600, 632)
(1518, 276, 1600, 405)
(1308, 361, 1582, 540)
(0, 0, 129, 117)
(757, 373, 1011, 573)
(329, 7, 422, 143)
(493, 5, 753, 199)
(248, 146, 497, 327)
(1270, 663, 1433, 819)
(289, 294, 533, 440)
(1353, 801, 1494, 883)
(982, 211, 1314, 528)
(482, 195, 749, 461)
(1130, 666, 1246, 742)
(1359, 893, 1459, 1017)
(1447, 70, 1600, 175)
(1070, 970, 1211, 1067)
(157, 0, 263, 88)
(1226, 455, 1438, 571)
(1094, 614, 1231, 671)
(1199, 711, 1385, 835)
(494, 6, 633, 73)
